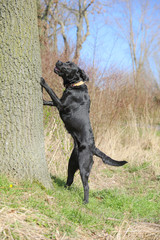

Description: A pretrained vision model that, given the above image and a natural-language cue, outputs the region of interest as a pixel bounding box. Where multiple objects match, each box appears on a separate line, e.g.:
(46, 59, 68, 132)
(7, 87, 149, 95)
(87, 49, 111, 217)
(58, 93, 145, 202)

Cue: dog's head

(54, 60, 89, 87)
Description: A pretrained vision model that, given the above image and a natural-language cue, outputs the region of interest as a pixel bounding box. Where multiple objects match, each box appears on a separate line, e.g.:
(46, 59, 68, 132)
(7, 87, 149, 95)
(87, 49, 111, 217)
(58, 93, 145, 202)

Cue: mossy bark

(0, 0, 52, 188)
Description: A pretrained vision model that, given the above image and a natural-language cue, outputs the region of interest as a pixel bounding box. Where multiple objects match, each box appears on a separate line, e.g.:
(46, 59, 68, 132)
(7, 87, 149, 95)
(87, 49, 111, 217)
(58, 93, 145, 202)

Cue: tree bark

(0, 0, 52, 188)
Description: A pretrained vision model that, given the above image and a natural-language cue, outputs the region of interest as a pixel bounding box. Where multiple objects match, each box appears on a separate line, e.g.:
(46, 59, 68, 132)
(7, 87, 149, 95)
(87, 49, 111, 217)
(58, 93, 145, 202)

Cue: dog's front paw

(40, 77, 45, 86)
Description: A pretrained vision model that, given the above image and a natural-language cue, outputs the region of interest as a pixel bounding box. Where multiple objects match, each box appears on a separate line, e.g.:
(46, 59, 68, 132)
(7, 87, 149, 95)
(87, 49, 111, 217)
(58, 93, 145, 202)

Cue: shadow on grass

(50, 175, 123, 202)
(51, 175, 83, 200)
(51, 175, 66, 187)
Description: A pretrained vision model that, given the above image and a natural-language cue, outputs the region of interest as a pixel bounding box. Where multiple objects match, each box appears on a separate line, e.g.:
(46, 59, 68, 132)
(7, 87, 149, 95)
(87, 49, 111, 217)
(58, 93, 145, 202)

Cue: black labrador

(40, 60, 127, 203)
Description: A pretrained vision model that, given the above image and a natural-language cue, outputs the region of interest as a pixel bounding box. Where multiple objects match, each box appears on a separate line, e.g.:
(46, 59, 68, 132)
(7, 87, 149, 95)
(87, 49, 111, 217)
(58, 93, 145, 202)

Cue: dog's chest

(59, 88, 90, 118)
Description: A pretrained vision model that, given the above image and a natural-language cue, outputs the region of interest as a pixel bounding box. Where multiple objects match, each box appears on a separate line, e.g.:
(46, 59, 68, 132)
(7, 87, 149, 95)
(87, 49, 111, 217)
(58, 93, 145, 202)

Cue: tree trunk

(0, 0, 52, 188)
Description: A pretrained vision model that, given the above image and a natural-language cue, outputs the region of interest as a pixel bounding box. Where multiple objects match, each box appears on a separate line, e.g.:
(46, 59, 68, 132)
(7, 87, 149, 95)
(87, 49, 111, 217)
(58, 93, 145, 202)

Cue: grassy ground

(0, 162, 160, 239)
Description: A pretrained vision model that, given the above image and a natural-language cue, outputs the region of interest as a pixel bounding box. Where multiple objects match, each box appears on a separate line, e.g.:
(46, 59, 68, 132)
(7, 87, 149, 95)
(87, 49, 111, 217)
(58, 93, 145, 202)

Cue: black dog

(40, 60, 127, 203)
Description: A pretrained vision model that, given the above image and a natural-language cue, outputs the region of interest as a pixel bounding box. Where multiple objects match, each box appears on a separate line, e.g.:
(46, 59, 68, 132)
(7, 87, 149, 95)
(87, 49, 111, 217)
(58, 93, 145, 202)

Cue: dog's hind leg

(79, 147, 93, 204)
(80, 170, 90, 204)
(66, 146, 79, 187)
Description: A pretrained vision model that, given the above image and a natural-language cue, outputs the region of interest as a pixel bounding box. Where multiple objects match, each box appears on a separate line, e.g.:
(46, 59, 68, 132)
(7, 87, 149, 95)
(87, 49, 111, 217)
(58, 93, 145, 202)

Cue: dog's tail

(92, 147, 127, 166)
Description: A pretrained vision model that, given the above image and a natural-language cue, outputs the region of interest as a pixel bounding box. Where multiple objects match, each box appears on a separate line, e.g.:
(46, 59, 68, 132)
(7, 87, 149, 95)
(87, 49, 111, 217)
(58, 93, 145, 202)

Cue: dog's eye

(61, 67, 65, 71)
(66, 62, 73, 67)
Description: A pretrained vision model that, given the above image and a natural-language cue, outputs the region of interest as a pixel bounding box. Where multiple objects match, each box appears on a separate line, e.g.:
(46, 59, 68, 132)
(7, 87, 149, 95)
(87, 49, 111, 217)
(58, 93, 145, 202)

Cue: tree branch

(58, 20, 69, 53)
(60, 3, 77, 14)
(42, 0, 53, 20)
(82, 10, 90, 43)
(82, 0, 94, 14)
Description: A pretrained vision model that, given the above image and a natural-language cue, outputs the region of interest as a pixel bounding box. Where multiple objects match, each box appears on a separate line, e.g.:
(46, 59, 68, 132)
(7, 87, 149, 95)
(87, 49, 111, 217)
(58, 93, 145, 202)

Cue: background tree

(38, 0, 68, 53)
(0, 0, 52, 188)
(107, 0, 160, 92)
(38, 0, 97, 59)
(63, 0, 94, 60)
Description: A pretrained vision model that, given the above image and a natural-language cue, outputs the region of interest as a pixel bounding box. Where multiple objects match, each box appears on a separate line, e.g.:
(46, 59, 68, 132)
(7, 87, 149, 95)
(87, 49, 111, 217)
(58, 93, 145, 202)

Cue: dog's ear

(79, 68, 89, 82)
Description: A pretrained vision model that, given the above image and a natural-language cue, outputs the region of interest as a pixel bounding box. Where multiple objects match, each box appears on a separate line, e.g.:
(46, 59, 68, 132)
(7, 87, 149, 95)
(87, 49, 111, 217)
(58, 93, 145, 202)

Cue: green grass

(0, 169, 160, 239)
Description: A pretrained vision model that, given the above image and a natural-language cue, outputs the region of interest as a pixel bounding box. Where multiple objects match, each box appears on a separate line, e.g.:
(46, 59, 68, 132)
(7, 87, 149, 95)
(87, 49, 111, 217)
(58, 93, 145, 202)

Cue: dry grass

(0, 207, 49, 240)
(96, 114, 160, 175)
(0, 207, 78, 240)
(1, 207, 159, 240)
(44, 106, 160, 183)
(113, 221, 160, 240)
(44, 111, 72, 177)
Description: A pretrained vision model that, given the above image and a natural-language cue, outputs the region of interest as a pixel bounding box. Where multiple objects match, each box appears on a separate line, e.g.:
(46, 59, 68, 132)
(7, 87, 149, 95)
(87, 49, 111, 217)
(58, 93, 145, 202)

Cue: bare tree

(64, 0, 94, 60)
(107, 0, 160, 90)
(38, 0, 70, 54)
(39, 0, 96, 59)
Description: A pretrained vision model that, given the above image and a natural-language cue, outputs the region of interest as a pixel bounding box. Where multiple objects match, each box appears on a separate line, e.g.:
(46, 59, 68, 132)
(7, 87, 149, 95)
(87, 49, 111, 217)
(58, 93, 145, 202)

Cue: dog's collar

(65, 81, 85, 88)
(72, 81, 85, 87)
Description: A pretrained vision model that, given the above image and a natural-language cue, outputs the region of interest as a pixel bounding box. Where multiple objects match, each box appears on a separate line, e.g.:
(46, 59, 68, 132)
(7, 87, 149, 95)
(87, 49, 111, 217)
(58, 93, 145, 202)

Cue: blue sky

(56, 0, 160, 82)
(79, 0, 159, 82)
(80, 20, 131, 71)
(65, 17, 132, 74)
